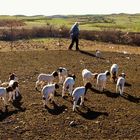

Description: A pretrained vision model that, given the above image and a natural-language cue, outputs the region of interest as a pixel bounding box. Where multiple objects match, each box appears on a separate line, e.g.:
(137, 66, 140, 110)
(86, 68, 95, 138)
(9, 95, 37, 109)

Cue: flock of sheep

(0, 64, 126, 112)
(35, 64, 126, 111)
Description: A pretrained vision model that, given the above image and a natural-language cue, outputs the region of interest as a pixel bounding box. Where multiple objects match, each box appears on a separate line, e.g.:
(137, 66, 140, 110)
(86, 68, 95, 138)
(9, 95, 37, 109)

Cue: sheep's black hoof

(5, 105, 8, 112)
(120, 94, 123, 96)
(62, 96, 68, 99)
(42, 97, 46, 100)
(44, 105, 47, 108)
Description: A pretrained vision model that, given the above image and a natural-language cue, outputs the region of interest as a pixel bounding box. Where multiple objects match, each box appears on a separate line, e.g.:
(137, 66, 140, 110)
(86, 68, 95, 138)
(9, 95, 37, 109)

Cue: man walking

(68, 22, 80, 51)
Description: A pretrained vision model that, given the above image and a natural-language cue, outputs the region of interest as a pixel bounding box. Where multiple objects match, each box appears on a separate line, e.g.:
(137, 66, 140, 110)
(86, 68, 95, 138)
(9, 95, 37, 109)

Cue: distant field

(0, 14, 140, 32)
(0, 38, 140, 54)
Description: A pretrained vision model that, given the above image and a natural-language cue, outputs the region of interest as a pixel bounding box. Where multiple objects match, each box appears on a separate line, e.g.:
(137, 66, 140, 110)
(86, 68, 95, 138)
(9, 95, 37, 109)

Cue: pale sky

(0, 0, 140, 16)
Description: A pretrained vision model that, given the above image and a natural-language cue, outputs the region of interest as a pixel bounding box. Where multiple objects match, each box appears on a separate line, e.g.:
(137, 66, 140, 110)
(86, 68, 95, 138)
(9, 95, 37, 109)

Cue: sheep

(41, 83, 59, 106)
(9, 73, 18, 81)
(72, 82, 92, 111)
(35, 71, 58, 91)
(96, 70, 110, 92)
(8, 73, 20, 101)
(57, 67, 68, 84)
(116, 73, 126, 96)
(8, 81, 19, 101)
(0, 86, 13, 108)
(82, 69, 98, 85)
(95, 50, 101, 58)
(0, 73, 18, 87)
(110, 64, 119, 82)
(62, 74, 76, 98)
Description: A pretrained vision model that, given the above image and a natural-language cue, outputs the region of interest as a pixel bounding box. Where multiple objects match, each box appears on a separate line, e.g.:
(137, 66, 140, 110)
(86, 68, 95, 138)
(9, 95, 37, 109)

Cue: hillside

(0, 13, 140, 32)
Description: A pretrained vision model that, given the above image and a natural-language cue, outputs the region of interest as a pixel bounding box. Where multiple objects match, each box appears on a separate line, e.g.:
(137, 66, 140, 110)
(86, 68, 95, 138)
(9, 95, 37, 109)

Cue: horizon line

(0, 12, 140, 17)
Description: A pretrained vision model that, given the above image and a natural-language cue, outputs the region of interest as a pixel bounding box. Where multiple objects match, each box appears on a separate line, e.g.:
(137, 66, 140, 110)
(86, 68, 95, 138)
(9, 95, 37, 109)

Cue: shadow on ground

(121, 92, 140, 103)
(0, 93, 26, 121)
(77, 107, 108, 120)
(78, 50, 105, 59)
(90, 87, 120, 98)
(45, 102, 67, 115)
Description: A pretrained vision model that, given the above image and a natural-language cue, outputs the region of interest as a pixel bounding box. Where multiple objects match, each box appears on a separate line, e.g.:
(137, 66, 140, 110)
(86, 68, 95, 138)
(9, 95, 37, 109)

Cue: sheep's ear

(57, 67, 63, 72)
(94, 73, 98, 79)
(53, 71, 58, 77)
(123, 74, 126, 78)
(55, 84, 59, 89)
(59, 69, 63, 72)
(72, 74, 76, 80)
(85, 82, 92, 89)
(107, 72, 110, 76)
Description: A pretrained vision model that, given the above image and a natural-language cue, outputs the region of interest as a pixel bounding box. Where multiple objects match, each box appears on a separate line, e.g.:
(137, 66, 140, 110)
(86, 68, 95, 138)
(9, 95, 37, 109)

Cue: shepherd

(68, 22, 80, 51)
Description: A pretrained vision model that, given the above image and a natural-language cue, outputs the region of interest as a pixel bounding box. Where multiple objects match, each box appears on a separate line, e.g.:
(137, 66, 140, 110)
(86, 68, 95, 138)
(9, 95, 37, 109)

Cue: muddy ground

(0, 44, 140, 139)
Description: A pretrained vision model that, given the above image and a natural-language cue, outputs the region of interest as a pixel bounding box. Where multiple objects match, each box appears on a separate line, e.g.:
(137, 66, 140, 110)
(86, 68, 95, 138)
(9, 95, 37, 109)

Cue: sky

(0, 0, 140, 16)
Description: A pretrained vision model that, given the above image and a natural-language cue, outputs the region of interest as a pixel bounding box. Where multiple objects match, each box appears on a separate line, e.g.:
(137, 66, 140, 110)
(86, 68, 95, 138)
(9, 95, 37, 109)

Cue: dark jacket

(70, 23, 79, 39)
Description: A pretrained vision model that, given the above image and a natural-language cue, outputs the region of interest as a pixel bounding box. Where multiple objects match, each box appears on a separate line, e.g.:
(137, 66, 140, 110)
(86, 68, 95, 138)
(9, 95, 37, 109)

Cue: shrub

(0, 23, 140, 46)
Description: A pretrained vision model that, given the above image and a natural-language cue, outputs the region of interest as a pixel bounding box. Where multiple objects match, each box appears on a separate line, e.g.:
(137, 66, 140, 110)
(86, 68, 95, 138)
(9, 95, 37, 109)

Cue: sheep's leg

(42, 96, 47, 106)
(116, 85, 118, 93)
(50, 93, 55, 103)
(35, 80, 40, 90)
(62, 86, 66, 97)
(59, 75, 63, 84)
(97, 82, 101, 91)
(110, 73, 114, 82)
(80, 96, 84, 106)
(100, 81, 104, 91)
(103, 81, 106, 91)
(122, 86, 124, 95)
(64, 76, 67, 82)
(119, 85, 123, 95)
(83, 78, 87, 85)
(96, 80, 100, 91)
(45, 99, 48, 106)
(41, 81, 45, 88)
(69, 85, 73, 95)
(8, 91, 13, 101)
(15, 87, 20, 97)
(61, 76, 65, 84)
(73, 97, 78, 111)
(12, 91, 16, 100)
(3, 95, 8, 106)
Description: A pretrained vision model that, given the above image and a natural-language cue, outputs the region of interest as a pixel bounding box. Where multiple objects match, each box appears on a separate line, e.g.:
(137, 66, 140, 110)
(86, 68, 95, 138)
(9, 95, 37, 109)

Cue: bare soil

(0, 40, 140, 139)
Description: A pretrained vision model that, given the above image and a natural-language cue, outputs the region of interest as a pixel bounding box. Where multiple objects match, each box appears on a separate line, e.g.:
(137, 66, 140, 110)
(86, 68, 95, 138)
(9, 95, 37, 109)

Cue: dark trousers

(69, 37, 79, 50)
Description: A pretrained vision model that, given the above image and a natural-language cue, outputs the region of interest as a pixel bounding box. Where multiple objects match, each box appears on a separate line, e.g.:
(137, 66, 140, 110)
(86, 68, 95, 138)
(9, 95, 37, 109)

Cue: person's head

(75, 22, 79, 27)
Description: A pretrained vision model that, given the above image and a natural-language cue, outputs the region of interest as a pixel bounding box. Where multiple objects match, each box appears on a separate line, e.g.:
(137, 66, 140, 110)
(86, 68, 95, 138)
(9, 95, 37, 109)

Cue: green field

(0, 13, 140, 32)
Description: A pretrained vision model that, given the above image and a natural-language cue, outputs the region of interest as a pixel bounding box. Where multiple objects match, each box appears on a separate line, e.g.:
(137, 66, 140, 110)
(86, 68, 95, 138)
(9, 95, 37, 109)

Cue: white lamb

(110, 64, 119, 82)
(72, 82, 92, 111)
(82, 69, 98, 85)
(8, 73, 20, 101)
(96, 70, 110, 91)
(41, 83, 59, 106)
(57, 67, 68, 84)
(116, 73, 126, 95)
(62, 74, 76, 97)
(95, 50, 101, 58)
(0, 86, 13, 108)
(35, 71, 58, 91)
